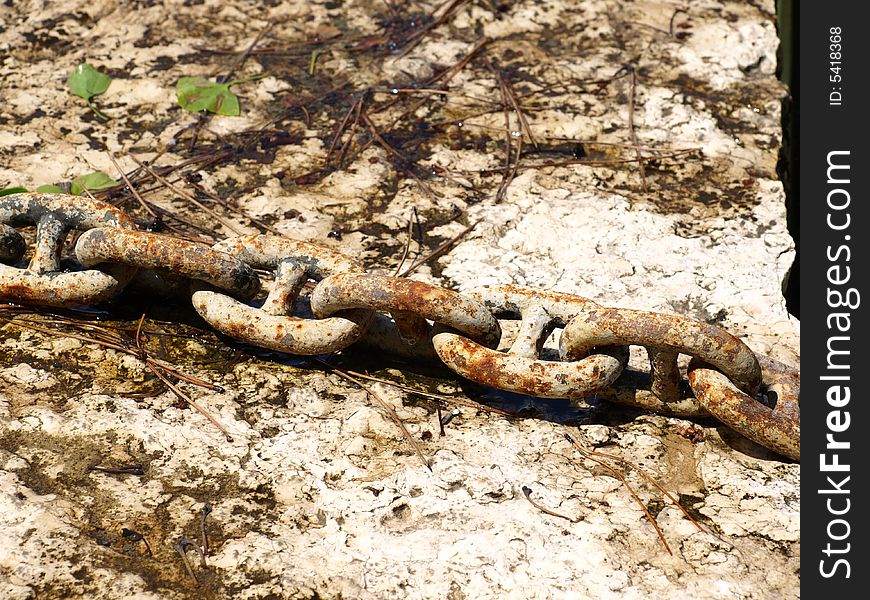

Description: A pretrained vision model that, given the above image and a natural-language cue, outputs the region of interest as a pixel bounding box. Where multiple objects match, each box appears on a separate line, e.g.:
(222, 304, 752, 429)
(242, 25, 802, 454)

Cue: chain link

(191, 234, 373, 355)
(432, 285, 627, 398)
(0, 193, 137, 306)
(75, 228, 262, 299)
(0, 193, 800, 459)
(560, 307, 762, 417)
(687, 354, 800, 460)
(310, 272, 502, 353)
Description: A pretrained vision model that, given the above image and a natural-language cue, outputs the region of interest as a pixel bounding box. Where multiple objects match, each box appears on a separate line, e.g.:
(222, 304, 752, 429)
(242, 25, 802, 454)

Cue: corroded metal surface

(310, 273, 502, 353)
(0, 223, 26, 264)
(687, 354, 800, 460)
(0, 195, 800, 458)
(75, 227, 261, 299)
(191, 234, 372, 355)
(434, 333, 628, 399)
(433, 285, 627, 398)
(0, 193, 137, 306)
(560, 307, 762, 415)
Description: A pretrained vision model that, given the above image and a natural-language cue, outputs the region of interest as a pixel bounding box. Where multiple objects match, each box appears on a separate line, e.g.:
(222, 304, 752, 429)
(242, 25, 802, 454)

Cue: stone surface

(0, 0, 798, 598)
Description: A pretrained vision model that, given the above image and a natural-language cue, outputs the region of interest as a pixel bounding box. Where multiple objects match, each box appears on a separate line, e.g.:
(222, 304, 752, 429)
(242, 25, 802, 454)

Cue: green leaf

(70, 172, 118, 195)
(175, 76, 240, 116)
(35, 184, 66, 193)
(67, 63, 112, 101)
(0, 187, 28, 197)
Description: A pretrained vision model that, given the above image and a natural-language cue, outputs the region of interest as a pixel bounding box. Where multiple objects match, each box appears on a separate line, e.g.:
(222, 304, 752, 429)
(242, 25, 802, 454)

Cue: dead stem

(337, 368, 511, 416)
(451, 121, 700, 154)
(186, 181, 285, 237)
(392, 210, 417, 276)
(483, 58, 527, 202)
(326, 94, 365, 166)
(1, 311, 233, 440)
(575, 444, 705, 533)
(317, 360, 431, 471)
(107, 152, 160, 221)
(626, 68, 648, 191)
(135, 313, 234, 442)
(145, 362, 234, 442)
(564, 433, 672, 555)
(361, 109, 438, 198)
(393, 0, 471, 59)
(396, 219, 478, 277)
(427, 37, 489, 87)
(216, 21, 274, 84)
(521, 485, 582, 523)
(128, 155, 244, 236)
(470, 147, 699, 176)
(199, 504, 212, 565)
(173, 538, 201, 587)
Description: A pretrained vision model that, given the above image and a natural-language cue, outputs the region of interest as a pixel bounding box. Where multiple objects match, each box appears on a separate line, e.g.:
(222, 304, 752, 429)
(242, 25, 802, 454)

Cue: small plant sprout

(70, 172, 119, 195)
(67, 63, 113, 120)
(175, 74, 265, 116)
(35, 185, 66, 193)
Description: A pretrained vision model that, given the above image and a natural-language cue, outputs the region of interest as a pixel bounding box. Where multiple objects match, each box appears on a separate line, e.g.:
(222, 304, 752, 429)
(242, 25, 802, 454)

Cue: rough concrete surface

(0, 1, 798, 599)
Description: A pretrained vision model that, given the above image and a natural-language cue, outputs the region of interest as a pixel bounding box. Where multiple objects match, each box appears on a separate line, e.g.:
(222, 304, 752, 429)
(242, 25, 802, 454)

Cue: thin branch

(392, 211, 417, 276)
(396, 219, 479, 277)
(337, 368, 512, 416)
(626, 68, 647, 191)
(393, 0, 471, 60)
(521, 485, 582, 523)
(107, 152, 160, 221)
(565, 433, 672, 555)
(317, 360, 431, 470)
(128, 155, 245, 236)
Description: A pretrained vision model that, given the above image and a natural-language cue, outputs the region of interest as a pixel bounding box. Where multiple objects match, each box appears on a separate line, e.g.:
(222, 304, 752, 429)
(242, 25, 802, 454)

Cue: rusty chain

(0, 193, 800, 460)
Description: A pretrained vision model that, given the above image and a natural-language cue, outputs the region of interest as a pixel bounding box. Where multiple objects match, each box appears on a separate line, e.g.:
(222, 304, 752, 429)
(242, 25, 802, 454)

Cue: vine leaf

(175, 77, 240, 116)
(35, 185, 66, 194)
(70, 172, 118, 195)
(67, 63, 112, 101)
(67, 64, 112, 120)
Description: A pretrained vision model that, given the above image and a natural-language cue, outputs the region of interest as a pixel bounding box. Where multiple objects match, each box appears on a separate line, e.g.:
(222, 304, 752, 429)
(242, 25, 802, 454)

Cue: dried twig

(1, 311, 232, 440)
(571, 443, 705, 533)
(317, 360, 431, 470)
(128, 155, 244, 236)
(361, 109, 438, 198)
(565, 433, 672, 554)
(427, 37, 490, 86)
(626, 68, 648, 191)
(199, 504, 212, 566)
(335, 368, 511, 416)
(470, 147, 699, 176)
(173, 537, 201, 587)
(326, 94, 365, 166)
(392, 210, 417, 276)
(521, 485, 582, 523)
(217, 21, 274, 84)
(396, 219, 478, 277)
(393, 0, 471, 59)
(107, 152, 160, 221)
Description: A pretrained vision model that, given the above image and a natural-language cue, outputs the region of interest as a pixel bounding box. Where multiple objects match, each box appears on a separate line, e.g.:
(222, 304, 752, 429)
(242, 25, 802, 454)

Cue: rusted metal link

(560, 307, 762, 417)
(0, 193, 137, 306)
(191, 234, 372, 355)
(0, 193, 801, 460)
(0, 223, 26, 264)
(310, 273, 502, 356)
(75, 228, 261, 300)
(687, 354, 800, 460)
(433, 285, 628, 398)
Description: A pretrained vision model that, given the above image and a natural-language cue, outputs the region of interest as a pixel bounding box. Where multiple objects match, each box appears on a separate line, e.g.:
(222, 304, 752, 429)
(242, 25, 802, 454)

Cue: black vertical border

(800, 2, 869, 596)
